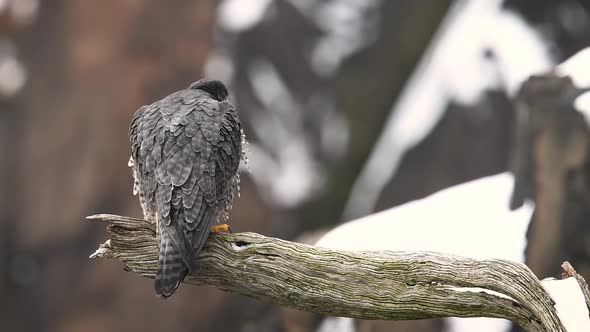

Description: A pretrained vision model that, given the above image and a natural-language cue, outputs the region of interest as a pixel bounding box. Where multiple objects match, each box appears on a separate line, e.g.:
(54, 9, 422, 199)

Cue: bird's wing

(129, 89, 241, 296)
(130, 104, 160, 216)
(185, 100, 242, 256)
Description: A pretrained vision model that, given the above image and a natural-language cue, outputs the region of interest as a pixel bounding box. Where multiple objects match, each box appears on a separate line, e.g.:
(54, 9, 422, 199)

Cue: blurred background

(1, 0, 589, 331)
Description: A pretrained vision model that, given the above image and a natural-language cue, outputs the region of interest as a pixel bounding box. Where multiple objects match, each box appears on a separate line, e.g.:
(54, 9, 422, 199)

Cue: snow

(317, 317, 355, 332)
(309, 0, 381, 77)
(318, 173, 532, 260)
(0, 41, 26, 97)
(217, 0, 273, 32)
(246, 60, 324, 207)
(574, 91, 590, 126)
(318, 173, 590, 331)
(0, 54, 26, 96)
(316, 96, 349, 160)
(284, 0, 382, 77)
(342, 0, 553, 220)
(204, 50, 235, 85)
(543, 278, 590, 332)
(320, 173, 533, 332)
(10, 0, 39, 24)
(487, 10, 554, 95)
(556, 47, 590, 88)
(556, 47, 590, 127)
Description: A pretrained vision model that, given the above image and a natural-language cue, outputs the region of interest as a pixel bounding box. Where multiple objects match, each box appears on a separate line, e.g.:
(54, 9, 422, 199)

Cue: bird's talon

(211, 224, 232, 233)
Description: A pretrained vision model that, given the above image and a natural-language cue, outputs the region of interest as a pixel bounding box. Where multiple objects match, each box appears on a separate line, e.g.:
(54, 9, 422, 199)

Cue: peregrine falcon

(128, 79, 243, 297)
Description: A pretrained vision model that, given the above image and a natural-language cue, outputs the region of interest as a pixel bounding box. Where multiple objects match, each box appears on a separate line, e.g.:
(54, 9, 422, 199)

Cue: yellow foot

(210, 224, 232, 233)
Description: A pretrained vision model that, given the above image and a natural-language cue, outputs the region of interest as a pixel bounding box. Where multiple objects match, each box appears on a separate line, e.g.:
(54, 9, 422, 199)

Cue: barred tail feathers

(155, 221, 189, 298)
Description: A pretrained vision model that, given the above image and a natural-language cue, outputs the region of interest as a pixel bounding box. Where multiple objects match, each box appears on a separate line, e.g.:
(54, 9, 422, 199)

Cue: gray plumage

(129, 79, 242, 297)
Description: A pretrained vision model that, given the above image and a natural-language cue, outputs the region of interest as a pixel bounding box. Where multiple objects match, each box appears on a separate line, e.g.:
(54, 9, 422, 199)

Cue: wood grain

(88, 214, 564, 331)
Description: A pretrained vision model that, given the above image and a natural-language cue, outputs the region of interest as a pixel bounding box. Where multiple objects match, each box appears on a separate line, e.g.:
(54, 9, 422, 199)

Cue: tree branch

(88, 214, 564, 331)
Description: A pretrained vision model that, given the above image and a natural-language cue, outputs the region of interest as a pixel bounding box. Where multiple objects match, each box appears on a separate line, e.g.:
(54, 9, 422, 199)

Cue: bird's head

(189, 79, 229, 101)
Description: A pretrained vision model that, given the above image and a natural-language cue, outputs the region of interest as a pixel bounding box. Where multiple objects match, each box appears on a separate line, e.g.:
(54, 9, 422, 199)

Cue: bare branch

(88, 214, 565, 331)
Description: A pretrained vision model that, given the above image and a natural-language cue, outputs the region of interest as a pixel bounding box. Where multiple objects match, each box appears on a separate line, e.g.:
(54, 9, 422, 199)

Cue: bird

(128, 79, 244, 297)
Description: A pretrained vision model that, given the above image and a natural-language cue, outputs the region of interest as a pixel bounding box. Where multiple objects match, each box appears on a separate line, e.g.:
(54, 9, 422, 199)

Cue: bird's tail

(155, 222, 189, 298)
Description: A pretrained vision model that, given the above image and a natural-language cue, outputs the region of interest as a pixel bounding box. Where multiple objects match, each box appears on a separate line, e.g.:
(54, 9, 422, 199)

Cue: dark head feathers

(189, 79, 229, 102)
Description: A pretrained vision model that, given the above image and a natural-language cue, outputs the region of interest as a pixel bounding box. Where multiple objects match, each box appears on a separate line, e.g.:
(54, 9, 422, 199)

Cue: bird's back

(129, 81, 242, 297)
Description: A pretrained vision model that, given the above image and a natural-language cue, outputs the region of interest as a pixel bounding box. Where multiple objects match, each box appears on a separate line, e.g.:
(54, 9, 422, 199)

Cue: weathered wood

(88, 214, 565, 331)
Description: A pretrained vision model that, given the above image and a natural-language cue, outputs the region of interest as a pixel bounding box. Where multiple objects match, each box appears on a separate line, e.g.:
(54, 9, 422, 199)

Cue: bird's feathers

(130, 85, 242, 297)
(155, 218, 189, 298)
